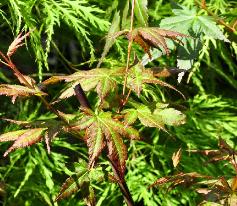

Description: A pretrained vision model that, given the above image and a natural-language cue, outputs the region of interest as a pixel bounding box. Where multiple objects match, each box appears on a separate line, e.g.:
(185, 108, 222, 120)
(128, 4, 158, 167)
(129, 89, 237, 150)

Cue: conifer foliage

(0, 0, 236, 205)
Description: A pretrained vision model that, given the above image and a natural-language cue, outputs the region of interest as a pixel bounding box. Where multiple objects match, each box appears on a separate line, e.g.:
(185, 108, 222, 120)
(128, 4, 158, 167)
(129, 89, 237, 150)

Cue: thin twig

(4, 54, 70, 126)
(117, 88, 132, 113)
(122, 0, 136, 96)
(195, 0, 236, 33)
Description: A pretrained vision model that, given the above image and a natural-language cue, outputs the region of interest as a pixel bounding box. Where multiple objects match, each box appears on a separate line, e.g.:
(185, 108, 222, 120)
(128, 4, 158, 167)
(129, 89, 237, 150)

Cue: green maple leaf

(123, 102, 186, 132)
(133, 0, 148, 27)
(46, 67, 123, 101)
(159, 3, 229, 71)
(127, 62, 185, 98)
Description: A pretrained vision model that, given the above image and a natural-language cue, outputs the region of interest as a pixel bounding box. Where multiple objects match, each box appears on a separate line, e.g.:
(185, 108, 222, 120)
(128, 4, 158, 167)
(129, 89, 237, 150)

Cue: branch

(122, 0, 136, 96)
(74, 84, 92, 109)
(109, 159, 135, 206)
(195, 0, 236, 33)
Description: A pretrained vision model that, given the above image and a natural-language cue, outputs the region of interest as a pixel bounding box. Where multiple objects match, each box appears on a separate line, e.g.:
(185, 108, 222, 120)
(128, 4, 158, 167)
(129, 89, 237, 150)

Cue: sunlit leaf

(70, 110, 139, 177)
(7, 31, 30, 57)
(0, 84, 47, 103)
(2, 128, 47, 157)
(172, 148, 182, 168)
(0, 129, 29, 142)
(127, 27, 188, 58)
(86, 122, 105, 168)
(97, 11, 121, 68)
(154, 107, 186, 126)
(133, 0, 148, 27)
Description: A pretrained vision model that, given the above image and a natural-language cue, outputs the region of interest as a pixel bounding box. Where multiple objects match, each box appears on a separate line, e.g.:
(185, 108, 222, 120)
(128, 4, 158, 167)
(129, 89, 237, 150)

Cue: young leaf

(7, 31, 30, 57)
(0, 84, 47, 103)
(125, 102, 186, 132)
(123, 109, 138, 125)
(97, 11, 121, 68)
(149, 172, 209, 189)
(127, 62, 185, 98)
(70, 110, 140, 177)
(127, 27, 189, 58)
(0, 129, 30, 142)
(154, 107, 186, 126)
(2, 128, 47, 157)
(86, 122, 105, 168)
(135, 105, 167, 131)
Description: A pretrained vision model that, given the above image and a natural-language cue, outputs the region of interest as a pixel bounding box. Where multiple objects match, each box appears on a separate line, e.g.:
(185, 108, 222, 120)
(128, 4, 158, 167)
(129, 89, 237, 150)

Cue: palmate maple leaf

(42, 67, 124, 101)
(98, 27, 189, 67)
(0, 118, 64, 155)
(126, 62, 185, 98)
(122, 101, 186, 133)
(0, 84, 47, 103)
(0, 128, 47, 157)
(69, 108, 140, 177)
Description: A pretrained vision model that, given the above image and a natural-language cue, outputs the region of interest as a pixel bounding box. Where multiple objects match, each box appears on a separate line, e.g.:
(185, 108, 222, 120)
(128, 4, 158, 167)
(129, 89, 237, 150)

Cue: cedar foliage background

(0, 0, 237, 205)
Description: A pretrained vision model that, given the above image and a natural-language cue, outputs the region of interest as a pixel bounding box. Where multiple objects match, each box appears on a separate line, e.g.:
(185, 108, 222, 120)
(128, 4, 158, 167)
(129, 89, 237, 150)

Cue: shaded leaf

(159, 3, 229, 70)
(97, 11, 121, 68)
(55, 162, 89, 201)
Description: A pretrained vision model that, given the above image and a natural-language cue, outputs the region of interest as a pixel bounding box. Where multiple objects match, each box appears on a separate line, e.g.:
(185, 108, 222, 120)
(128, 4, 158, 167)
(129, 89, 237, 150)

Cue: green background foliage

(0, 0, 237, 205)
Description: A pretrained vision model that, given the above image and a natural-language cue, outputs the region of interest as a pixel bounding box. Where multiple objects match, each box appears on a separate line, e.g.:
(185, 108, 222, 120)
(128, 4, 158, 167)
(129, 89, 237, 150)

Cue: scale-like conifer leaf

(2, 128, 46, 157)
